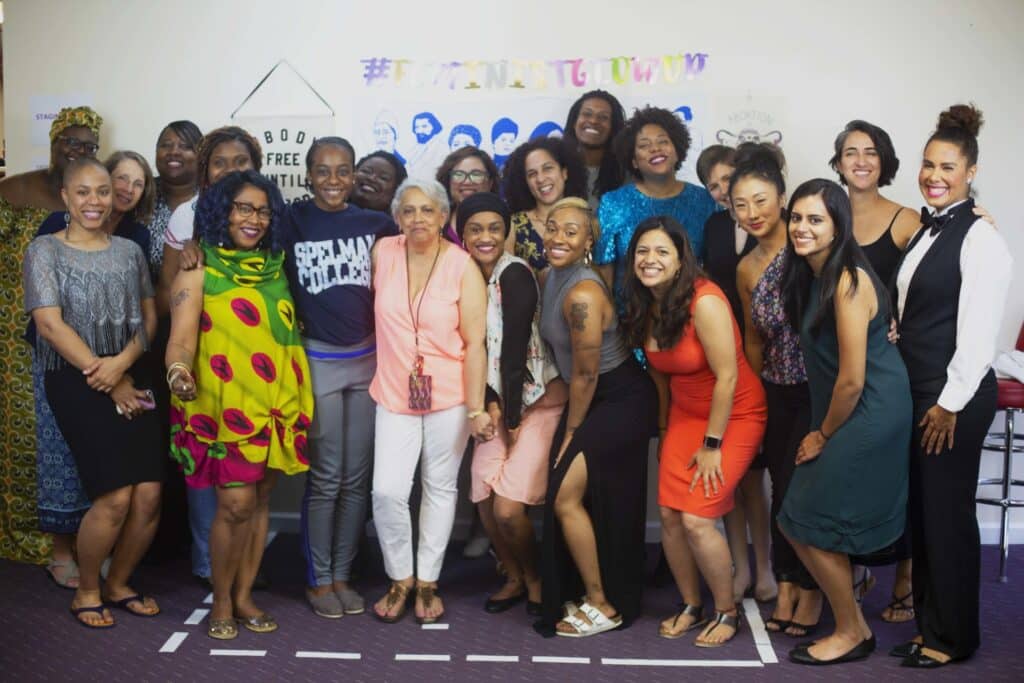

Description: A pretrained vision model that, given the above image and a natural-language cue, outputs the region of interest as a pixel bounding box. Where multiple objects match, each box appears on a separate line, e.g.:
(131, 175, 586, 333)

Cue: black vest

(894, 199, 974, 392)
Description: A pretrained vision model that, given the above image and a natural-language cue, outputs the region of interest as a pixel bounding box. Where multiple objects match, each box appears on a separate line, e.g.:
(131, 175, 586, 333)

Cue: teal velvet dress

(777, 274, 912, 554)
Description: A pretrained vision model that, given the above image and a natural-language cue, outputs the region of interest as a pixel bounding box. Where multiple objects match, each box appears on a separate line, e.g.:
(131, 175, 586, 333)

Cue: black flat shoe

(484, 591, 526, 613)
(889, 641, 921, 658)
(789, 636, 875, 665)
(900, 651, 951, 669)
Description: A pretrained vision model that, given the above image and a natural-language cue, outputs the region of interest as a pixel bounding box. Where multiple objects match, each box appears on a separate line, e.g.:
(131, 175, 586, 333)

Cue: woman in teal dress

(778, 179, 911, 666)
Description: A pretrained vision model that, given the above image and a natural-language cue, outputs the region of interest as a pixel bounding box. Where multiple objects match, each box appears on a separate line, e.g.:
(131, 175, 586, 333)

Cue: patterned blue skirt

(32, 353, 89, 534)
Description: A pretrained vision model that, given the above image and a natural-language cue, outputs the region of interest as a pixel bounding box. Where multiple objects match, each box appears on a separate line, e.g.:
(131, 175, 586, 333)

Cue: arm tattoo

(569, 302, 589, 332)
(171, 288, 190, 308)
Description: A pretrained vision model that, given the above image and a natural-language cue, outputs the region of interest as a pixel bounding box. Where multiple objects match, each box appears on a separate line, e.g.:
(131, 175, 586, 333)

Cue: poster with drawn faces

(355, 93, 712, 183)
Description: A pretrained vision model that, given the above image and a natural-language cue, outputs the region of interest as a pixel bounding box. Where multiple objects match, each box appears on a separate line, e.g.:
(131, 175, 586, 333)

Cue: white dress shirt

(896, 200, 1014, 412)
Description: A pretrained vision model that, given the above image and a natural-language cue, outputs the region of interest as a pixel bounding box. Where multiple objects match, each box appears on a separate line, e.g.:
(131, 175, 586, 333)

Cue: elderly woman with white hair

(369, 178, 490, 625)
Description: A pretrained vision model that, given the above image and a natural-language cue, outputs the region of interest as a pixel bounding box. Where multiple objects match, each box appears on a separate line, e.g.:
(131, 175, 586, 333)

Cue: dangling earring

(584, 250, 593, 266)
(64, 212, 70, 226)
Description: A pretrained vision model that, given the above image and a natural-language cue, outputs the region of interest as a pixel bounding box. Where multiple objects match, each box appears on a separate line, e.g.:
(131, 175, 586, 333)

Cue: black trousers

(763, 381, 817, 589)
(909, 373, 997, 660)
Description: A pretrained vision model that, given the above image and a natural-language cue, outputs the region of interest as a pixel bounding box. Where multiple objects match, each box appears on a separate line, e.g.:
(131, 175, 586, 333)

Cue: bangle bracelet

(166, 362, 192, 386)
(467, 410, 485, 420)
(819, 428, 832, 440)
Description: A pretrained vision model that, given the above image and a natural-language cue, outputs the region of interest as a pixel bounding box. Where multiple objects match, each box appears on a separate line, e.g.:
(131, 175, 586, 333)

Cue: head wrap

(50, 106, 103, 142)
(456, 192, 510, 239)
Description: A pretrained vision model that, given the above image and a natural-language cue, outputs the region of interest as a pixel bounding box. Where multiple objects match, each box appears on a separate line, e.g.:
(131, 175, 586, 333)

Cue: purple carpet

(0, 537, 1018, 682)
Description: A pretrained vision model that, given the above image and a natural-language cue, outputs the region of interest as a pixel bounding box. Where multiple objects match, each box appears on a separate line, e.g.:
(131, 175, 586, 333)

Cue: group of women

(0, 91, 1012, 669)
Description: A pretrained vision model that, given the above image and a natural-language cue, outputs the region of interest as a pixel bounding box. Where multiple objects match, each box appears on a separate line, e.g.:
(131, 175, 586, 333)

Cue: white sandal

(555, 601, 622, 638)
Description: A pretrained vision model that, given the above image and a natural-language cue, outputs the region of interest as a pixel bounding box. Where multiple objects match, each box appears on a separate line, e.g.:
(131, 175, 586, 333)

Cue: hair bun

(733, 142, 787, 174)
(937, 104, 983, 137)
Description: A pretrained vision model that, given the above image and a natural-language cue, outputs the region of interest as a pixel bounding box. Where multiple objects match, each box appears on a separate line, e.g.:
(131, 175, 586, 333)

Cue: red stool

(977, 323, 1024, 582)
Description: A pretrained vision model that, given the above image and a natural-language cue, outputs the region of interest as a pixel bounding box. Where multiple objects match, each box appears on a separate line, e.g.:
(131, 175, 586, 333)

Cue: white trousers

(371, 404, 469, 582)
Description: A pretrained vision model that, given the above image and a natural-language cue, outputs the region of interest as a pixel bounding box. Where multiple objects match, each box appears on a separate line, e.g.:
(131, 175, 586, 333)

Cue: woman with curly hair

(165, 170, 313, 640)
(501, 137, 586, 271)
(622, 216, 766, 645)
(434, 146, 500, 246)
(563, 90, 627, 207)
(595, 106, 717, 309)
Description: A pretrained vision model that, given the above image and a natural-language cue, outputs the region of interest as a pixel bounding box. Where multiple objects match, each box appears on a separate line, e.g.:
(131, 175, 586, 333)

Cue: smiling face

(919, 140, 975, 211)
(633, 124, 678, 180)
(309, 144, 354, 212)
(837, 130, 881, 192)
(525, 149, 568, 209)
(731, 175, 785, 240)
(543, 206, 593, 268)
(449, 156, 491, 205)
(156, 128, 198, 184)
(788, 193, 835, 263)
(397, 187, 446, 245)
(352, 157, 398, 211)
(207, 140, 255, 185)
(227, 184, 271, 250)
(61, 164, 113, 232)
(633, 228, 681, 295)
(110, 159, 146, 214)
(706, 161, 735, 208)
(574, 97, 614, 149)
(462, 210, 506, 271)
(51, 125, 99, 175)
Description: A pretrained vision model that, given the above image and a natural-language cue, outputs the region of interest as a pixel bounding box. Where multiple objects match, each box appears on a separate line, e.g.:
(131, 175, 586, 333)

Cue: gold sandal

(415, 583, 444, 625)
(373, 582, 411, 624)
(235, 612, 277, 634)
(208, 617, 238, 640)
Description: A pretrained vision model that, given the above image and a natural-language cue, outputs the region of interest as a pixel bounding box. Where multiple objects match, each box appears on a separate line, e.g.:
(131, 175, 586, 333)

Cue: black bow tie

(919, 207, 953, 236)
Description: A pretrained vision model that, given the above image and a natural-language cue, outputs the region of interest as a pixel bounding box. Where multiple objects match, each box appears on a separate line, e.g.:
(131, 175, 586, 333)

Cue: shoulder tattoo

(569, 302, 589, 331)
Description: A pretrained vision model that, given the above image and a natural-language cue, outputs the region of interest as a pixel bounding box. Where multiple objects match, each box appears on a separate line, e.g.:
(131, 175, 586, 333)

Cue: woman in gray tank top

(535, 197, 657, 638)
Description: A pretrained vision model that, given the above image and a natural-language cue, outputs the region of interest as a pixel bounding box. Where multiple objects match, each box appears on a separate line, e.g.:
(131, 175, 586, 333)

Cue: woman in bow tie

(889, 104, 1012, 668)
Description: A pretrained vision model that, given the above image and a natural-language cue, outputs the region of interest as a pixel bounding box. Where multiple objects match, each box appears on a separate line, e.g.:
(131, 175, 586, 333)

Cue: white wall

(5, 0, 1023, 541)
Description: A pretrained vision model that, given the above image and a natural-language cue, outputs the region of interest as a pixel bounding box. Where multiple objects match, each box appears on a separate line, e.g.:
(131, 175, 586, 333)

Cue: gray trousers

(300, 337, 377, 586)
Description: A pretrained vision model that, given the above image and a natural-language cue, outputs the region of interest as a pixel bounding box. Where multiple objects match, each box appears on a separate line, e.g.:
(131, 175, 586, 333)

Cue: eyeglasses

(232, 201, 273, 222)
(57, 136, 100, 156)
(450, 170, 489, 183)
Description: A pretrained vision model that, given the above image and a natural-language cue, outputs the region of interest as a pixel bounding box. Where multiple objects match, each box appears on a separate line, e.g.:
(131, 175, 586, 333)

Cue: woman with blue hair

(165, 170, 313, 640)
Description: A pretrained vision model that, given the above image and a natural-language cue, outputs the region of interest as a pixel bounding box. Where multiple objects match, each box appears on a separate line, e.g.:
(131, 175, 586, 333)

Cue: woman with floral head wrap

(0, 106, 102, 567)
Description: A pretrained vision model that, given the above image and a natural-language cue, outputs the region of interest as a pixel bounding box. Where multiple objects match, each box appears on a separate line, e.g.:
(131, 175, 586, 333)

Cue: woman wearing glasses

(434, 147, 500, 247)
(165, 170, 312, 640)
(0, 106, 102, 567)
(501, 137, 588, 272)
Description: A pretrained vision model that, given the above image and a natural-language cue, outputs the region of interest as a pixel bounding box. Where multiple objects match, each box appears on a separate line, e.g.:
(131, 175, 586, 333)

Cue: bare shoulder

(892, 204, 922, 248)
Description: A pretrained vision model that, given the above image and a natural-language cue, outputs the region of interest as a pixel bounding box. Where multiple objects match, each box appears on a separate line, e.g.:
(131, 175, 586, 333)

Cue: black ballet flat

(526, 600, 542, 617)
(900, 650, 952, 669)
(789, 636, 876, 665)
(484, 591, 526, 613)
(889, 641, 921, 658)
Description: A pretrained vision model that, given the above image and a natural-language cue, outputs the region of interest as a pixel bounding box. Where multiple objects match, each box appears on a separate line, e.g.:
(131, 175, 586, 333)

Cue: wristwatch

(702, 435, 723, 450)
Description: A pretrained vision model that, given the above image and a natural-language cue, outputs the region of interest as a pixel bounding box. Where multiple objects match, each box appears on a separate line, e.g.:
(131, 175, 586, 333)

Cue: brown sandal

(374, 582, 412, 624)
(415, 583, 444, 625)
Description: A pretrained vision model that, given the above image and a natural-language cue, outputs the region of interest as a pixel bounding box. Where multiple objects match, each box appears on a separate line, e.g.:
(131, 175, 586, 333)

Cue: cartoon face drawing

(412, 112, 442, 144)
(491, 117, 519, 156)
(448, 124, 482, 151)
(373, 112, 400, 153)
(716, 128, 783, 146)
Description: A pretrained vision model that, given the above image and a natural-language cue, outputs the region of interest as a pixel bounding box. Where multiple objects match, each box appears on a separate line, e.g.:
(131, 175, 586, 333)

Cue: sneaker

(307, 588, 345, 619)
(335, 587, 366, 615)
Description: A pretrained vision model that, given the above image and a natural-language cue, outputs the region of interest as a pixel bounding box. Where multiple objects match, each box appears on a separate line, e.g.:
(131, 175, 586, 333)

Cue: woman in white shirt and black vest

(892, 104, 1012, 668)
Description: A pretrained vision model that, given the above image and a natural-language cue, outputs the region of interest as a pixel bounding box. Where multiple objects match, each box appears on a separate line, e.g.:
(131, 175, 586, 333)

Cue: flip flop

(881, 592, 915, 623)
(70, 605, 115, 629)
(106, 593, 160, 617)
(695, 610, 742, 648)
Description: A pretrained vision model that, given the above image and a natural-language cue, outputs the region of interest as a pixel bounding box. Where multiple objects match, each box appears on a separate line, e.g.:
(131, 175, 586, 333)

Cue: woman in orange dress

(622, 215, 766, 647)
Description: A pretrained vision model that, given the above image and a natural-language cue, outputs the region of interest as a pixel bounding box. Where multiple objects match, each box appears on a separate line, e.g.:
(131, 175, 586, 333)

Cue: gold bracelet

(467, 409, 485, 420)
(166, 362, 192, 386)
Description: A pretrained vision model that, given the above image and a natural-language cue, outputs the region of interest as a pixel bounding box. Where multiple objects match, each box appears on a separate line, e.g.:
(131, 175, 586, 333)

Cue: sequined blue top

(595, 182, 717, 308)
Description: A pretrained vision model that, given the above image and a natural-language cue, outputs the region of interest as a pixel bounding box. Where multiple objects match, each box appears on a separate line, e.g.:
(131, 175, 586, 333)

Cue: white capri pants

(371, 403, 470, 582)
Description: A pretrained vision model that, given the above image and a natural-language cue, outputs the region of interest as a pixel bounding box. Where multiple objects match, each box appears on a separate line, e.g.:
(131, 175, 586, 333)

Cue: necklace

(405, 240, 443, 363)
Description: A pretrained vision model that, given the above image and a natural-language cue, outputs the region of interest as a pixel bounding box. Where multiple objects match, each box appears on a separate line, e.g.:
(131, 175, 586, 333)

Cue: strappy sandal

(695, 609, 741, 648)
(658, 603, 707, 639)
(207, 617, 238, 640)
(236, 612, 278, 633)
(374, 582, 412, 624)
(853, 567, 876, 604)
(555, 601, 622, 638)
(881, 592, 915, 623)
(415, 583, 444, 625)
(765, 616, 791, 632)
